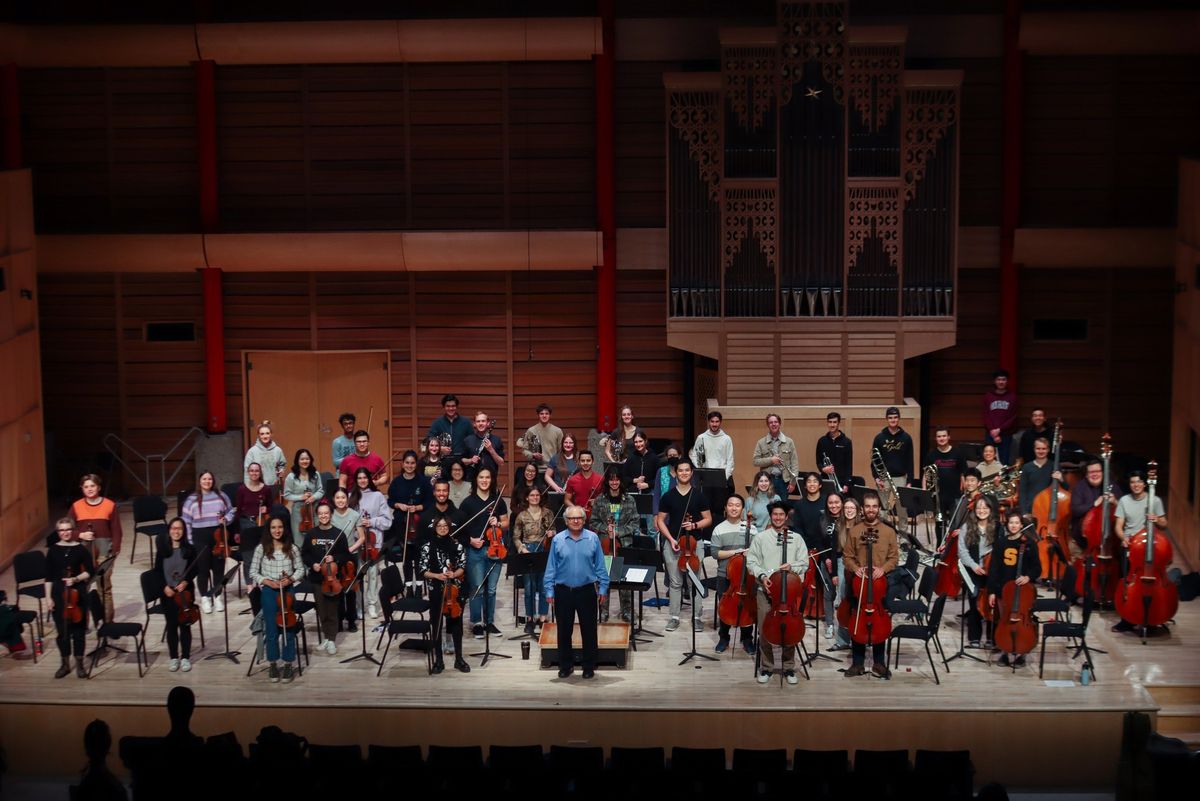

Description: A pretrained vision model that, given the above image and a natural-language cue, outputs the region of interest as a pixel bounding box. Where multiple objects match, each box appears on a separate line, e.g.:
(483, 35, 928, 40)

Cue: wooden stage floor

(2, 510, 1197, 789)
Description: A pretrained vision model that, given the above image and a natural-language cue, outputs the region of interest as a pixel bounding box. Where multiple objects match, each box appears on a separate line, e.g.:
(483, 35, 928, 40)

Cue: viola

(62, 567, 84, 625)
(837, 527, 891, 646)
(299, 500, 314, 532)
(213, 520, 229, 559)
(320, 559, 346, 595)
(485, 523, 508, 560)
(677, 513, 700, 573)
(760, 530, 805, 649)
(1031, 419, 1071, 582)
(993, 530, 1039, 657)
(933, 528, 964, 598)
(717, 520, 757, 629)
(1076, 434, 1120, 604)
(362, 512, 381, 563)
(1113, 462, 1178, 637)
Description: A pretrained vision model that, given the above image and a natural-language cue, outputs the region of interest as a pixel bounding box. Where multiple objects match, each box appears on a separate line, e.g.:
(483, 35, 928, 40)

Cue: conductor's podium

(538, 622, 631, 669)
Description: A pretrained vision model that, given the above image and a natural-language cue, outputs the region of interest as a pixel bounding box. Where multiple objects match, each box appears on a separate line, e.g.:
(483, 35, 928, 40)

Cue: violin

(993, 528, 1039, 657)
(601, 516, 617, 556)
(677, 513, 700, 573)
(362, 512, 380, 563)
(718, 519, 757, 629)
(175, 585, 201, 625)
(62, 566, 84, 625)
(320, 558, 356, 595)
(485, 522, 507, 560)
(837, 527, 891, 646)
(1113, 462, 1178, 637)
(760, 528, 805, 649)
(1031, 419, 1071, 582)
(1077, 434, 1121, 604)
(214, 499, 231, 559)
(275, 581, 297, 629)
(441, 564, 463, 619)
(299, 500, 314, 532)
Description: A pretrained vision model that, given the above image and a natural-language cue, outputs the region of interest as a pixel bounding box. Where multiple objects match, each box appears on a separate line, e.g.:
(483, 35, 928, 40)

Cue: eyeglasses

(565, 516, 585, 522)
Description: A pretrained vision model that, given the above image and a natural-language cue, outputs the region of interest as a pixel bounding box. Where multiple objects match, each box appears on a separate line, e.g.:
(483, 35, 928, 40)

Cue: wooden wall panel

(1022, 55, 1200, 227)
(615, 61, 685, 229)
(615, 270, 684, 439)
(918, 266, 1173, 474)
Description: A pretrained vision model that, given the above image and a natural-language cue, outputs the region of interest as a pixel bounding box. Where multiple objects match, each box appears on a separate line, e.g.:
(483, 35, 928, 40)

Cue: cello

(718, 516, 757, 630)
(933, 527, 964, 598)
(1031, 419, 1070, 582)
(1077, 434, 1120, 604)
(760, 526, 806, 680)
(837, 527, 892, 654)
(1113, 463, 1178, 641)
(992, 524, 1039, 664)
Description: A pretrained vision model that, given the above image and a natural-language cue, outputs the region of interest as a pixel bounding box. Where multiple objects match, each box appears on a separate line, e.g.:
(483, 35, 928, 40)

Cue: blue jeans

(467, 547, 501, 625)
(523, 542, 549, 619)
(259, 587, 297, 663)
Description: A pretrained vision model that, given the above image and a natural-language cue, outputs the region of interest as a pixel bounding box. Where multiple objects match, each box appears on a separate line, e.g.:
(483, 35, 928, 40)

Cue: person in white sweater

(690, 411, 735, 521)
(245, 421, 287, 486)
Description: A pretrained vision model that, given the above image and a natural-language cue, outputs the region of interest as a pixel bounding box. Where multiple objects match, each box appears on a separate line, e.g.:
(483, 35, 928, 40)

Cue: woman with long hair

(746, 470, 781, 530)
(180, 470, 236, 614)
(512, 486, 555, 634)
(283, 448, 325, 546)
(352, 466, 393, 619)
(249, 514, 305, 682)
(459, 467, 509, 638)
(544, 433, 579, 494)
(156, 516, 198, 672)
(958, 495, 999, 648)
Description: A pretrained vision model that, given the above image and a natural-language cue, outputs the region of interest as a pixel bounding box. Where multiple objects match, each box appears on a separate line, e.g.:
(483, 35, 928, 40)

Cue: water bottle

(1080, 663, 1091, 685)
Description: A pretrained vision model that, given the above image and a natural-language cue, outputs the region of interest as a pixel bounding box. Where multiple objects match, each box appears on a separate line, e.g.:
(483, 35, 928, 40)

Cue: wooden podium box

(537, 622, 632, 668)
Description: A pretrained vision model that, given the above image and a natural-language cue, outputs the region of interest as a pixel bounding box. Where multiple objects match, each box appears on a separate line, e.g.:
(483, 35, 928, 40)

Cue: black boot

(54, 659, 71, 679)
(75, 657, 88, 678)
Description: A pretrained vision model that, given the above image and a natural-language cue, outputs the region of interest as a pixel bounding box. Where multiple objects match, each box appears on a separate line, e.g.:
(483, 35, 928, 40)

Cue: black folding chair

(13, 550, 47, 637)
(887, 593, 950, 684)
(130, 496, 169, 564)
(1039, 584, 1098, 682)
(87, 589, 146, 678)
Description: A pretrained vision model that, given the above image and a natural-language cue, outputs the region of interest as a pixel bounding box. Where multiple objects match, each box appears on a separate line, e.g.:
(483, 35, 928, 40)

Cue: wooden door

(244, 351, 391, 473)
(315, 352, 391, 468)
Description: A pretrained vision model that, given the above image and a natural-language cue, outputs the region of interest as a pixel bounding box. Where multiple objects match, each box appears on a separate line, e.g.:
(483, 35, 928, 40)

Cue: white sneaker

(180, 658, 192, 672)
(200, 596, 213, 614)
(214, 595, 225, 613)
(825, 624, 834, 639)
(665, 617, 680, 632)
(326, 640, 337, 655)
(168, 658, 180, 672)
(368, 604, 379, 619)
(357, 607, 364, 620)
(757, 670, 770, 684)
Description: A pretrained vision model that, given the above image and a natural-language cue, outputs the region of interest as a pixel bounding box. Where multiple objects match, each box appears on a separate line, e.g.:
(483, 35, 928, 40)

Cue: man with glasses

(544, 505, 609, 679)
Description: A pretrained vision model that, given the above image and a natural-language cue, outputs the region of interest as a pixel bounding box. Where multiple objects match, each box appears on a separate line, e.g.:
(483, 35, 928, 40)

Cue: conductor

(544, 504, 610, 679)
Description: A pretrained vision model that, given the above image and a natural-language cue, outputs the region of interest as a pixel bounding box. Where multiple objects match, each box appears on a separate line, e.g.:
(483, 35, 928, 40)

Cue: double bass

(837, 527, 892, 650)
(1031, 419, 1070, 582)
(992, 525, 1039, 662)
(1077, 434, 1121, 604)
(718, 517, 757, 629)
(1113, 463, 1178, 640)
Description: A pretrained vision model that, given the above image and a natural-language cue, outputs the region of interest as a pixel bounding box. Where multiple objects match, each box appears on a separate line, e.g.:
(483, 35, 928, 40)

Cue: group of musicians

(37, 391, 1176, 685)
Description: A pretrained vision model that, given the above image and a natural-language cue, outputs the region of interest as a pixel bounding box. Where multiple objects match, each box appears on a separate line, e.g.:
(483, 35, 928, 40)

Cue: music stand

(340, 553, 384, 667)
(507, 550, 549, 640)
(946, 579, 987, 665)
(803, 560, 841, 665)
(679, 567, 717, 666)
(469, 559, 511, 666)
(543, 492, 566, 515)
(609, 557, 653, 647)
(622, 545, 665, 635)
(203, 564, 244, 664)
(632, 493, 654, 514)
(86, 556, 127, 657)
(898, 485, 937, 548)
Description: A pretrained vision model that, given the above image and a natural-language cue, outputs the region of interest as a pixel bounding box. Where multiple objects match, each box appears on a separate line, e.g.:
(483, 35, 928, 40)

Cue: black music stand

(86, 556, 127, 657)
(609, 557, 656, 648)
(897, 485, 937, 549)
(622, 545, 664, 636)
(469, 559, 511, 666)
(946, 577, 987, 665)
(679, 567, 717, 666)
(204, 564, 244, 664)
(803, 560, 841, 665)
(340, 553, 384, 667)
(543, 492, 566, 514)
(507, 550, 549, 639)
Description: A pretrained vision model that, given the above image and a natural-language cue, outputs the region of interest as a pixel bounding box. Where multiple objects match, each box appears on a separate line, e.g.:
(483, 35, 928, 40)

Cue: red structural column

(195, 59, 226, 432)
(1, 63, 20, 170)
(998, 0, 1023, 381)
(594, 0, 617, 429)
(203, 267, 227, 433)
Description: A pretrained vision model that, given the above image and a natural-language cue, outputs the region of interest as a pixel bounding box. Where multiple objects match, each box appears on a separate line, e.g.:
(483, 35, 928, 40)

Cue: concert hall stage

(2, 538, 1196, 791)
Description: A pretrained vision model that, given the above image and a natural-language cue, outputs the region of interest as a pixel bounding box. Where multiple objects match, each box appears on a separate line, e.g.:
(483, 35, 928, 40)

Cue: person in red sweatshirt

(982, 369, 1018, 464)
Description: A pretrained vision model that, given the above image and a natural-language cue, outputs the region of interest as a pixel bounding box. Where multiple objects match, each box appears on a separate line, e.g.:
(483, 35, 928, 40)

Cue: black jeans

(161, 596, 193, 659)
(851, 640, 886, 666)
(427, 583, 464, 664)
(191, 526, 225, 598)
(554, 583, 599, 671)
(52, 605, 86, 658)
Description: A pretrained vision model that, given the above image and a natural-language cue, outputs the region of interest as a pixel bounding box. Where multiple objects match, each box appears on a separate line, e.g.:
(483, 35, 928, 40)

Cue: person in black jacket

(45, 517, 95, 679)
(155, 517, 199, 672)
(987, 510, 1042, 667)
(871, 406, 914, 486)
(301, 501, 355, 655)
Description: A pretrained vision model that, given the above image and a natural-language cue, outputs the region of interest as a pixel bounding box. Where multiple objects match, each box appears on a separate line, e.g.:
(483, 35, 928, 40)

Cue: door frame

(240, 349, 393, 451)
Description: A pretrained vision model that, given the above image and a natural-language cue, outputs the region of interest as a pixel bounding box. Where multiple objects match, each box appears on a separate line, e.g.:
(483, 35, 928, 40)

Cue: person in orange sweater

(70, 473, 123, 622)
